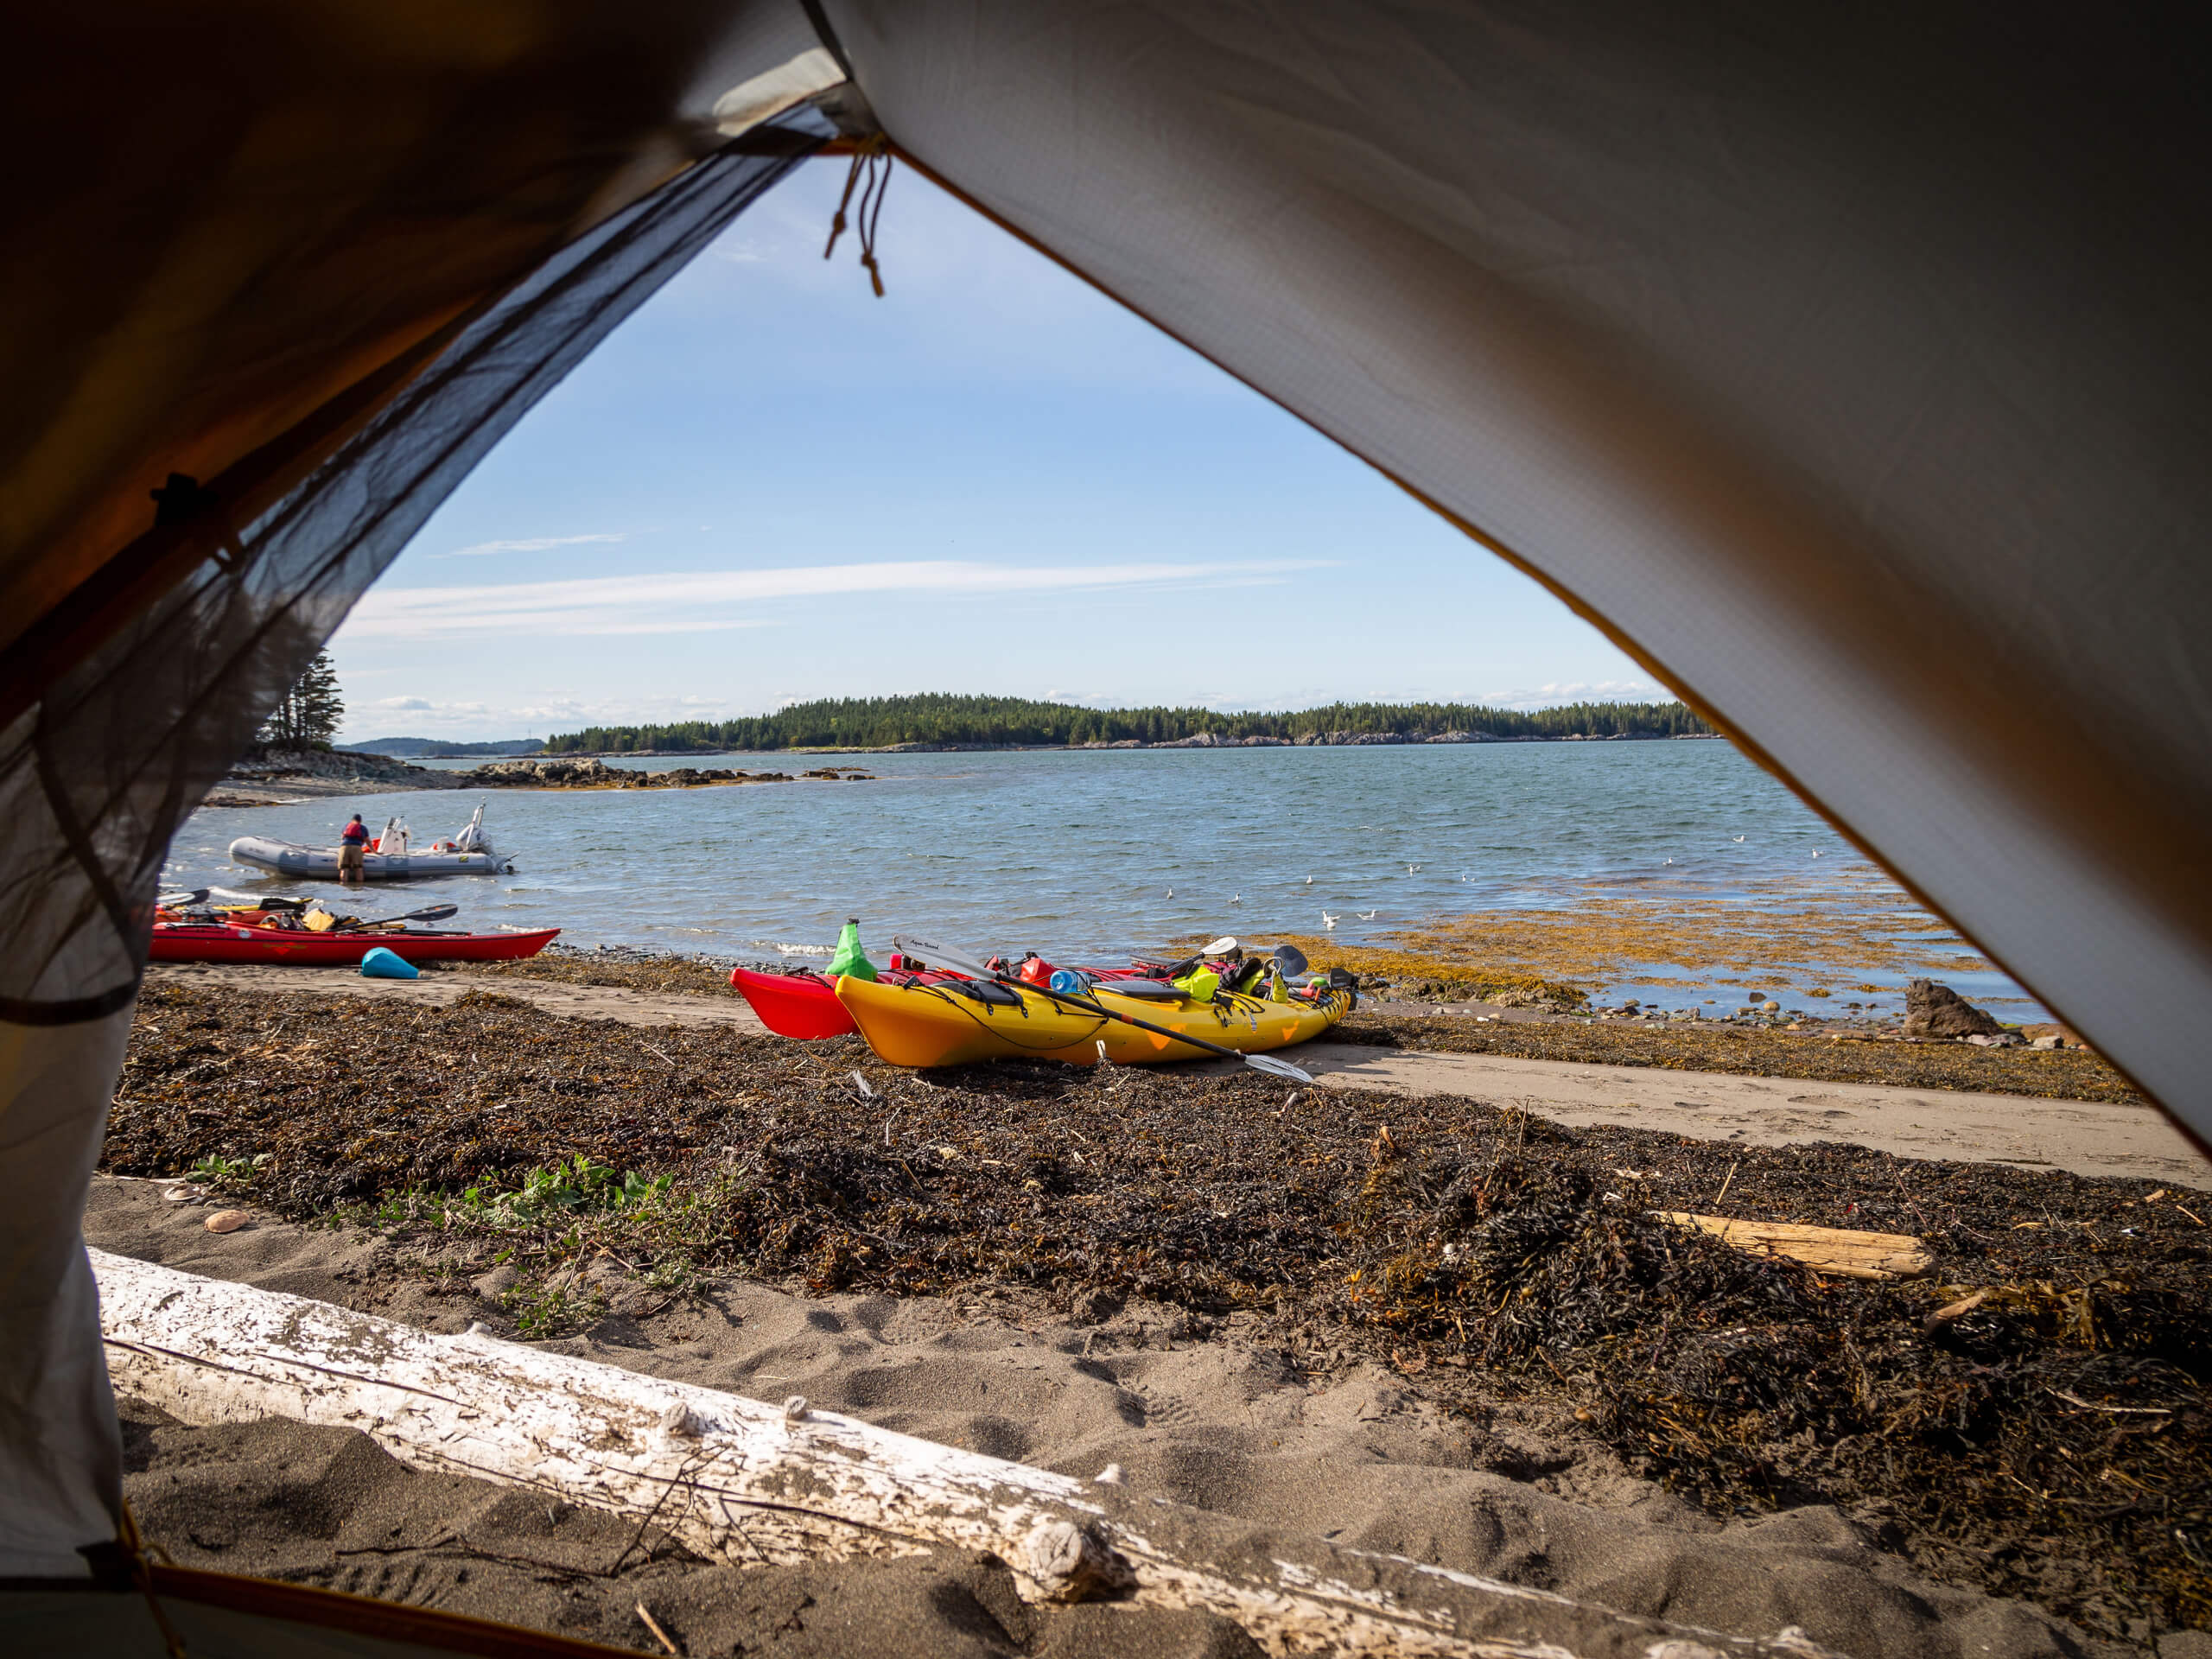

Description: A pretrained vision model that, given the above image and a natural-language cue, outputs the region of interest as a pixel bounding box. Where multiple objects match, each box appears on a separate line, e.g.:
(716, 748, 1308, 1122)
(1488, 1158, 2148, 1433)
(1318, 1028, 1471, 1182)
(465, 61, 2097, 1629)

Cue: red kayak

(732, 966, 948, 1039)
(734, 960, 1172, 1040)
(149, 918, 559, 965)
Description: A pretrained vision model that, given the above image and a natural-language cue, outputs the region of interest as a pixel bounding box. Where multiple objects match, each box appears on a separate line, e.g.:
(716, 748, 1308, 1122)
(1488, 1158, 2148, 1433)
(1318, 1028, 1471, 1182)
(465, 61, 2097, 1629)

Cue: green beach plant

(188, 1151, 270, 1192)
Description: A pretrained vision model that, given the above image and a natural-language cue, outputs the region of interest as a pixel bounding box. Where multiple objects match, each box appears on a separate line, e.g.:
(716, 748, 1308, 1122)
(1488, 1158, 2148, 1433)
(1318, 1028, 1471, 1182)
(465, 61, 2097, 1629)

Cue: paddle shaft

(342, 904, 459, 930)
(892, 935, 1312, 1081)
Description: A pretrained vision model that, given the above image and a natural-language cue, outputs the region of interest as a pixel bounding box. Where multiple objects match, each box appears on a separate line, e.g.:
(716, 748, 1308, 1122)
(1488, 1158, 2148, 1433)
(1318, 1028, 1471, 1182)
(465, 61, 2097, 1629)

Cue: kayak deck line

(835, 973, 1351, 1070)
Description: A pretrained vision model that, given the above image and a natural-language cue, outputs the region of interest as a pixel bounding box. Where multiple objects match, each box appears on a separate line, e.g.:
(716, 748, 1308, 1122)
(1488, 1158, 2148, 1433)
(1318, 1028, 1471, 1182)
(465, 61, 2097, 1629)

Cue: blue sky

(331, 159, 1660, 742)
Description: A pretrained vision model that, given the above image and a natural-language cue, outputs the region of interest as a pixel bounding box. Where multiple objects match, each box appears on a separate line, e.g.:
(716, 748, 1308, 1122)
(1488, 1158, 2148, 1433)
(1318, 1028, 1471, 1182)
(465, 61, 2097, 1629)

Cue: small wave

(755, 940, 834, 957)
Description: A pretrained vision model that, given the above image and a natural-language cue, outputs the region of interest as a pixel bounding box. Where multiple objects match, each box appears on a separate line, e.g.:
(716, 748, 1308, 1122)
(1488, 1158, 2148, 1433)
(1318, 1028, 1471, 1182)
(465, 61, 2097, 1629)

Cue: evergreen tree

(259, 650, 345, 749)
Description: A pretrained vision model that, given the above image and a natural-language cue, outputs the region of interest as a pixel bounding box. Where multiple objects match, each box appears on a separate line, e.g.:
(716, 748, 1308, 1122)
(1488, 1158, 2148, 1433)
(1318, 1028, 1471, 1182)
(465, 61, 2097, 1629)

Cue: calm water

(164, 742, 2042, 1019)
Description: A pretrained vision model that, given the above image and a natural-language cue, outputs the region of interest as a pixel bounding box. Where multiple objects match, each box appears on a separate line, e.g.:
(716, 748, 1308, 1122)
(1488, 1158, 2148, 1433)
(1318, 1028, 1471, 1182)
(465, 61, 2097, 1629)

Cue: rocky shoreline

(544, 730, 1727, 755)
(206, 748, 874, 803)
(454, 757, 874, 789)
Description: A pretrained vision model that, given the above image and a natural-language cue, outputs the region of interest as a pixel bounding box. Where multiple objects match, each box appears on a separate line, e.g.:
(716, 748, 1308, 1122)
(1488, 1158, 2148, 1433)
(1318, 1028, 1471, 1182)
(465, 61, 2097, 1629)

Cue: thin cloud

(340, 559, 1335, 639)
(435, 532, 630, 558)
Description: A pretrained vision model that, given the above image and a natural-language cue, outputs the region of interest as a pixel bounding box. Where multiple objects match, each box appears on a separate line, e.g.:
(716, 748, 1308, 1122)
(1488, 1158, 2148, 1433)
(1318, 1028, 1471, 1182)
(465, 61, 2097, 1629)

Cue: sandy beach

(93, 1173, 2148, 1659)
(96, 965, 2212, 1654)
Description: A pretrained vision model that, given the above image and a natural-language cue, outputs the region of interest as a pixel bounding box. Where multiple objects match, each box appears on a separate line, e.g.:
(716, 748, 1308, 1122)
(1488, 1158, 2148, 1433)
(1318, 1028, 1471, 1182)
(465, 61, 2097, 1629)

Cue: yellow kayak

(834, 974, 1353, 1069)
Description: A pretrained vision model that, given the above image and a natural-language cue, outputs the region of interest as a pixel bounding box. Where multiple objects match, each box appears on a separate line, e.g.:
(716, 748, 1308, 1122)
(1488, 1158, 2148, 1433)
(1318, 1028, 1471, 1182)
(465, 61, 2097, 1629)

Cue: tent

(4, 0, 2204, 1648)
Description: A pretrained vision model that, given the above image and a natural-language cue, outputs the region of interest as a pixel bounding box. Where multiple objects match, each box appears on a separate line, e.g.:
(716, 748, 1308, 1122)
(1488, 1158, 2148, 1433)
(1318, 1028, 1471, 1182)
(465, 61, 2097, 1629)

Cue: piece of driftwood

(1654, 1213, 1934, 1280)
(92, 1250, 1833, 1659)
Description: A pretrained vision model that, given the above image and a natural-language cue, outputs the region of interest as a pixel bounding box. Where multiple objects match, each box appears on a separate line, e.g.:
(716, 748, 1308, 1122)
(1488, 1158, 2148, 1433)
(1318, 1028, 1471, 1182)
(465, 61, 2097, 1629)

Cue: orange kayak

(835, 973, 1351, 1068)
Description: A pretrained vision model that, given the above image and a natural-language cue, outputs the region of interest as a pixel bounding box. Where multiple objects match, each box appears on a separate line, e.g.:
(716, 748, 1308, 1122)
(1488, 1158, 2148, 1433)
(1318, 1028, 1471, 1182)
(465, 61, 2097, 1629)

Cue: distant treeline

(542, 695, 1711, 753)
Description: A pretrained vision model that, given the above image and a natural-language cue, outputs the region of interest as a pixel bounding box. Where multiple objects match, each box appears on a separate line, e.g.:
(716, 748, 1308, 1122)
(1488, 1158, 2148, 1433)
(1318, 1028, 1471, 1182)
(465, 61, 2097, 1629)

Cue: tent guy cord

(822, 137, 893, 296)
(116, 1497, 188, 1658)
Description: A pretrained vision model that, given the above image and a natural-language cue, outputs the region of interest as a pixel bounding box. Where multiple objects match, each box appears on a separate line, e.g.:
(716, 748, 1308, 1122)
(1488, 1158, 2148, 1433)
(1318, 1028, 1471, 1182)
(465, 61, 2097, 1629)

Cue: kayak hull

(734, 963, 1174, 1041)
(732, 968, 875, 1039)
(149, 924, 559, 965)
(228, 836, 513, 879)
(835, 976, 1351, 1069)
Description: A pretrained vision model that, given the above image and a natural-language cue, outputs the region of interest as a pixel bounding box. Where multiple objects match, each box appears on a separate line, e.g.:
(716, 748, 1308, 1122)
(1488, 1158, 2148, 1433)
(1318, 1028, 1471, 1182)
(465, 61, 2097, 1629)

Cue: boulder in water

(1904, 979, 2005, 1039)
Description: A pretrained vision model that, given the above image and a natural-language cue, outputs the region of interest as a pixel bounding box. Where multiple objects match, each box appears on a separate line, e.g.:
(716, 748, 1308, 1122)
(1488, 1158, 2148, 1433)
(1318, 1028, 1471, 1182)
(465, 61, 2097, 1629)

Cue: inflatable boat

(835, 974, 1352, 1068)
(229, 803, 513, 879)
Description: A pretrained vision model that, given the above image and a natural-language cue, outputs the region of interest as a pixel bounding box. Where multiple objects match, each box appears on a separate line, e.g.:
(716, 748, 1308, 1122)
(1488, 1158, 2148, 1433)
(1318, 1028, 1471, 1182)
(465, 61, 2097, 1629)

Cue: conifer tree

(259, 650, 345, 749)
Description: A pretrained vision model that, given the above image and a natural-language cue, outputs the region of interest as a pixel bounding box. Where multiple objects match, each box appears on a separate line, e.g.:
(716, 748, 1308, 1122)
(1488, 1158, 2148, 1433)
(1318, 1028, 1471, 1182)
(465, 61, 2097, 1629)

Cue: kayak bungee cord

(907, 978, 1118, 1056)
(891, 935, 1315, 1084)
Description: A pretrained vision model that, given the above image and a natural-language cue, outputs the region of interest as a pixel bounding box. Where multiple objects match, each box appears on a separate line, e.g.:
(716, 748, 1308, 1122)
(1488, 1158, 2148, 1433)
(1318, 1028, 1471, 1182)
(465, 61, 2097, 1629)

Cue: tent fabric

(824, 0, 2212, 1120)
(0, 122, 820, 1018)
(0, 109, 822, 1574)
(0, 2, 819, 680)
(0, 1012, 132, 1578)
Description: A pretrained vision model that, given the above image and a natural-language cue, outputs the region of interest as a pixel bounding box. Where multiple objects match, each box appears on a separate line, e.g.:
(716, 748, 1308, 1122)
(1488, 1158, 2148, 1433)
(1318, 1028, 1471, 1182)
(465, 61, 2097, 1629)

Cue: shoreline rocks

(457, 758, 819, 790)
(1904, 979, 2015, 1042)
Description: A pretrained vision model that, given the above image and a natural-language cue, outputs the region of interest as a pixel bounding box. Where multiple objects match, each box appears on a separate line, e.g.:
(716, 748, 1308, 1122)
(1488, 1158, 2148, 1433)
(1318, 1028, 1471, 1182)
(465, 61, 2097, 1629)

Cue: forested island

(542, 694, 1713, 753)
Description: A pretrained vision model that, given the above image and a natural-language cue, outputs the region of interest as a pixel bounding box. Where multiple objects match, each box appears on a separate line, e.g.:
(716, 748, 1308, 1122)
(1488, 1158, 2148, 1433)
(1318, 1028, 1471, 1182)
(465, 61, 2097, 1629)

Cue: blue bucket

(359, 946, 419, 980)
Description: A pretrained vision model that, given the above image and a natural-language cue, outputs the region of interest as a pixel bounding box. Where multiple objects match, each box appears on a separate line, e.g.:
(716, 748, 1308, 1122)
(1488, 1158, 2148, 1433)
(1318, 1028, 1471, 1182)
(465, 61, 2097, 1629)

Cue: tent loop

(116, 1497, 188, 1658)
(822, 135, 893, 296)
(148, 471, 251, 572)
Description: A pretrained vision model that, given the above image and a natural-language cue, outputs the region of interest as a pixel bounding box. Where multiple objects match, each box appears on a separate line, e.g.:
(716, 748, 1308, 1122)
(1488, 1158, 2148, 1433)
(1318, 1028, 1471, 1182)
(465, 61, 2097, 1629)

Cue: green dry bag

(827, 918, 878, 982)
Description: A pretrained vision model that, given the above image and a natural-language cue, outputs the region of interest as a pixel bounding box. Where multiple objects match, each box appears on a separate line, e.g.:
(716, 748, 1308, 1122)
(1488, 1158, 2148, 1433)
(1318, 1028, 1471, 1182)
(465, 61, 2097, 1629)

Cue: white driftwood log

(94, 1250, 1829, 1659)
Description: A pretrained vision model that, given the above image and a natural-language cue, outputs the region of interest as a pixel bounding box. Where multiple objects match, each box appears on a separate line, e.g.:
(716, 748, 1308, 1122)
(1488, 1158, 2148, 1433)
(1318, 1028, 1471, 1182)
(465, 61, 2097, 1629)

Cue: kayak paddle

(892, 933, 1315, 1083)
(155, 888, 211, 908)
(210, 887, 308, 910)
(341, 904, 459, 930)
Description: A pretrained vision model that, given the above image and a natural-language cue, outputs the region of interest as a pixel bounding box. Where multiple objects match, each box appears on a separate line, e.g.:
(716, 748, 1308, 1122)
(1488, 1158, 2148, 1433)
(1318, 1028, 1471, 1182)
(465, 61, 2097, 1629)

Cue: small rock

(2031, 1033, 2065, 1050)
(204, 1210, 250, 1234)
(1760, 1001, 1780, 1014)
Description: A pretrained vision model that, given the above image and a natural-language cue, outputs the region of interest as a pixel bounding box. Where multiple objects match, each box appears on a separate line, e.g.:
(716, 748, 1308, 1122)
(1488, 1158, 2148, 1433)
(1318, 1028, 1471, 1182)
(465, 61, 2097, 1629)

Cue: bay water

(162, 741, 2044, 1020)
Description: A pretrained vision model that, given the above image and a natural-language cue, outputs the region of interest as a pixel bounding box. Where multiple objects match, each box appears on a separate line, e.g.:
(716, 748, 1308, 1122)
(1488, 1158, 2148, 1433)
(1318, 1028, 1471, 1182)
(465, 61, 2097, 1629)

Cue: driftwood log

(93, 1251, 1836, 1658)
(1655, 1213, 1933, 1280)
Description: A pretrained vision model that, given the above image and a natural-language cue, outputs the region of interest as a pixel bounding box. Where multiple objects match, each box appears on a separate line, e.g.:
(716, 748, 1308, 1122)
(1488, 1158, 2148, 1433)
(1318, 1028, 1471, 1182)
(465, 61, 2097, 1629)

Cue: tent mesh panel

(0, 124, 819, 1020)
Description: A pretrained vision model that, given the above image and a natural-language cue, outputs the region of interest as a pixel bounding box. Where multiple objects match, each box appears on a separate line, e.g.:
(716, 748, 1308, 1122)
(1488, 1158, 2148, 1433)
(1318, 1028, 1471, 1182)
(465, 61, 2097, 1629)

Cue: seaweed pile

(105, 979, 2209, 1643)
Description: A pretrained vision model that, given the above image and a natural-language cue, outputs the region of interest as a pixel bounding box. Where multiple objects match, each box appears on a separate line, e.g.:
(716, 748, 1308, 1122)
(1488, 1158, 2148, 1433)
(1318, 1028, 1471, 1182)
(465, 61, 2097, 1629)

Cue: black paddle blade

(1272, 943, 1310, 977)
(348, 903, 459, 929)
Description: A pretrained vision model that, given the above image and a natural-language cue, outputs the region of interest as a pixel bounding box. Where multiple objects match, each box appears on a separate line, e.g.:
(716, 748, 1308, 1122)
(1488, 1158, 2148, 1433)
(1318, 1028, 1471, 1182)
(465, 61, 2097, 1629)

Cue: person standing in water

(337, 813, 369, 885)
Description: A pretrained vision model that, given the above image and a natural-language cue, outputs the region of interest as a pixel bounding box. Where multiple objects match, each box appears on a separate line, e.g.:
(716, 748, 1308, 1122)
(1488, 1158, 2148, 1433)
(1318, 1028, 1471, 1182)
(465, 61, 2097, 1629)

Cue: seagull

(1229, 893, 1242, 905)
(1732, 836, 1745, 842)
(1408, 863, 1421, 874)
(1322, 911, 1340, 930)
(1166, 887, 1173, 899)
(1304, 874, 1313, 885)
(1663, 858, 1674, 865)
(1358, 909, 1379, 920)
(1810, 850, 1821, 858)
